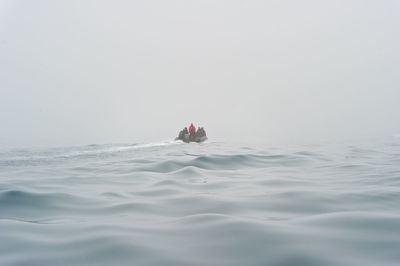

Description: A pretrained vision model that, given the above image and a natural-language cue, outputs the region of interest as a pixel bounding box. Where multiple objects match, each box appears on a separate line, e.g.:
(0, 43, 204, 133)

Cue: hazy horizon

(1, 0, 400, 149)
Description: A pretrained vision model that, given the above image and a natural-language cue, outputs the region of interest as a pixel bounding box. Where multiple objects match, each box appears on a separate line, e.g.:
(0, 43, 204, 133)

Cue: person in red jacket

(189, 123, 196, 141)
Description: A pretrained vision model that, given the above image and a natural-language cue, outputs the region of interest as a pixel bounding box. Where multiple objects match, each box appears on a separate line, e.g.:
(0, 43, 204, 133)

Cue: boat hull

(175, 134, 207, 143)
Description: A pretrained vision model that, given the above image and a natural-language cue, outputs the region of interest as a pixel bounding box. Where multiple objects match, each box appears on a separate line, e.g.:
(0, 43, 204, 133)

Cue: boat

(175, 134, 208, 143)
(175, 127, 207, 143)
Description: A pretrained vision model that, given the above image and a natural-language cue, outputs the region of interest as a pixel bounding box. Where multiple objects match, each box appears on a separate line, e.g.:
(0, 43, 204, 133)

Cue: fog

(1, 0, 400, 148)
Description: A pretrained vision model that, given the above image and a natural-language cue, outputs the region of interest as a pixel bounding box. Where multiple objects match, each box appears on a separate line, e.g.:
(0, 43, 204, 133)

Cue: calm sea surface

(1, 140, 400, 266)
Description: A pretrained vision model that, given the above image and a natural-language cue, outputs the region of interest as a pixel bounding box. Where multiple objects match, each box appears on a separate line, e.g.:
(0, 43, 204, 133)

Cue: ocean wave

(1, 141, 400, 265)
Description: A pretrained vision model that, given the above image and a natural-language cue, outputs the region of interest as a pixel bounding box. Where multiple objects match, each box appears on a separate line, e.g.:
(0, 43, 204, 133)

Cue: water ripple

(1, 141, 400, 265)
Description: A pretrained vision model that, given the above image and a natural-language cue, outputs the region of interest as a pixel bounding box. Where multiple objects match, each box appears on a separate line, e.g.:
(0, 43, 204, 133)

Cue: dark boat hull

(175, 134, 207, 143)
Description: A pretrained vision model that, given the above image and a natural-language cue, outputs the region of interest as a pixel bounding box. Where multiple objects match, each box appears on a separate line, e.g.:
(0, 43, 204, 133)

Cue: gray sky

(1, 0, 400, 148)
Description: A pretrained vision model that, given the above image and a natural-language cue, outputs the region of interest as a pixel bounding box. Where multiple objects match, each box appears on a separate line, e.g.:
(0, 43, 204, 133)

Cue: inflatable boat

(175, 134, 208, 143)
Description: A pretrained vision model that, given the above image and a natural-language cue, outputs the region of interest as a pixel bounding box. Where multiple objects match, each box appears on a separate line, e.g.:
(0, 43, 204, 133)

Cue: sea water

(1, 139, 400, 266)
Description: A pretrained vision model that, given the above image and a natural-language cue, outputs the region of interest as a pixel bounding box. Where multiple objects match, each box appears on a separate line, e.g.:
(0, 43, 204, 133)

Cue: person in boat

(183, 127, 189, 141)
(195, 127, 201, 139)
(176, 127, 189, 141)
(189, 123, 196, 141)
(198, 127, 206, 137)
(177, 129, 184, 140)
(201, 127, 206, 137)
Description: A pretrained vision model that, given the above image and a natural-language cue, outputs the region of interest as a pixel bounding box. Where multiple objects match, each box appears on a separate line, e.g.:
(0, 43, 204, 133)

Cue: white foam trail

(129, 140, 183, 150)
